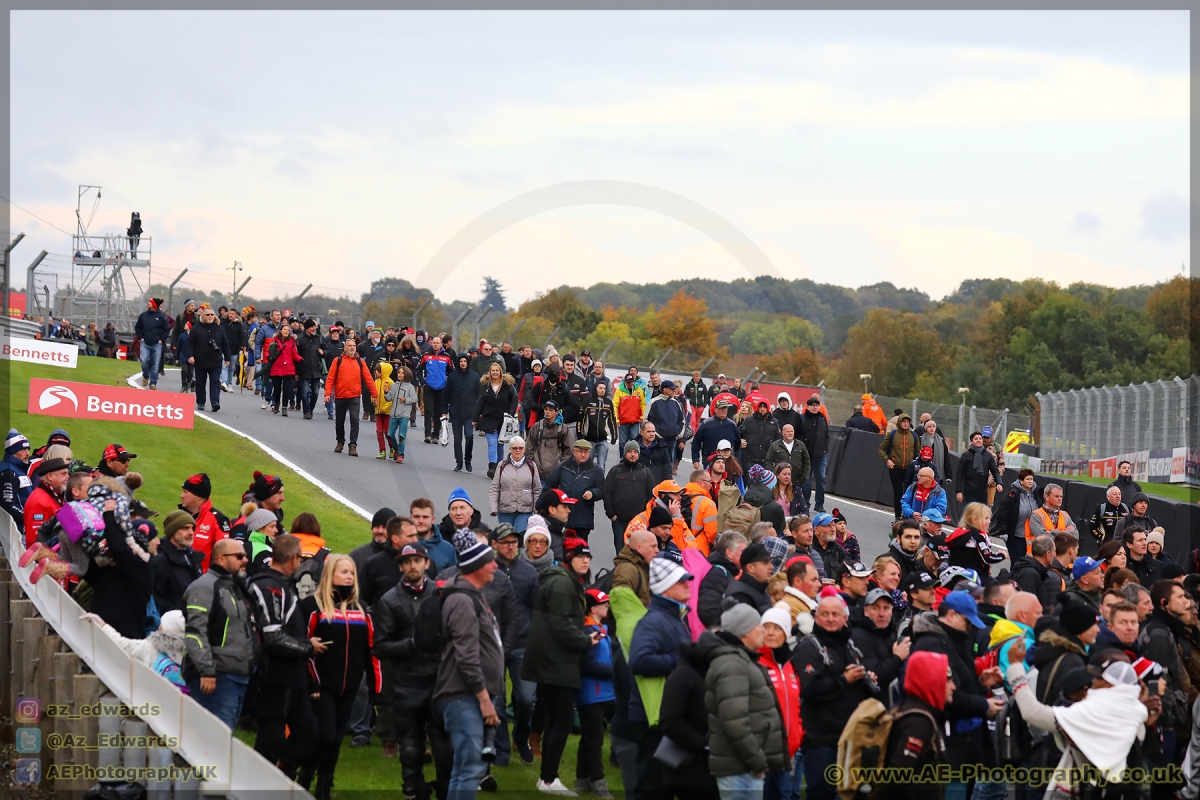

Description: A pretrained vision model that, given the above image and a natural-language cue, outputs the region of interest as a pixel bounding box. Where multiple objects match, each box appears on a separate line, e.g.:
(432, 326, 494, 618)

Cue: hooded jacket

(627, 594, 692, 723)
(135, 307, 171, 346)
(372, 576, 440, 686)
(851, 615, 904, 694)
(1032, 621, 1088, 703)
(523, 563, 592, 688)
(772, 395, 803, 433)
(602, 457, 656, 524)
(473, 373, 518, 434)
(647, 392, 687, 440)
(861, 395, 888, 431)
(878, 418, 919, 467)
(0, 451, 31, 533)
(798, 409, 829, 459)
(659, 632, 721, 787)
(878, 652, 948, 800)
(738, 411, 781, 468)
(900, 481, 948, 520)
(705, 632, 789, 776)
(324, 352, 377, 403)
(612, 546, 651, 607)
(526, 418, 571, 478)
(373, 362, 394, 415)
(844, 412, 880, 433)
(294, 329, 324, 380)
(445, 358, 482, 421)
(149, 537, 203, 616)
(990, 479, 1045, 548)
(696, 550, 738, 627)
(1108, 474, 1142, 507)
(1009, 555, 1053, 608)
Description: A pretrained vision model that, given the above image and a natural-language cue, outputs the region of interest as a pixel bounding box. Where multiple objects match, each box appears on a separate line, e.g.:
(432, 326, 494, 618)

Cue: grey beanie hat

(245, 507, 278, 533)
(721, 604, 761, 638)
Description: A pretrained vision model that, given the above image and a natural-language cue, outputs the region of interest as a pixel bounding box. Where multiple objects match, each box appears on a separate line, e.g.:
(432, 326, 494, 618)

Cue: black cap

(397, 542, 428, 560)
(903, 570, 938, 591)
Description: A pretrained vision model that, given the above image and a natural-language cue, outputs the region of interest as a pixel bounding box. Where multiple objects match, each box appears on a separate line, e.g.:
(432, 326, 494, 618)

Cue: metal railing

(1036, 376, 1199, 460)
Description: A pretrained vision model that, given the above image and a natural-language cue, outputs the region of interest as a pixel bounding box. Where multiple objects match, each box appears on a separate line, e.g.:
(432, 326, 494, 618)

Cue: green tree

(481, 276, 508, 314)
(833, 309, 946, 397)
(729, 316, 823, 354)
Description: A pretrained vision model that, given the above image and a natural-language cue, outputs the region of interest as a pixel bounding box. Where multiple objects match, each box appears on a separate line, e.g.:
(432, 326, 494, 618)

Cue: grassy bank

(4, 356, 367, 552)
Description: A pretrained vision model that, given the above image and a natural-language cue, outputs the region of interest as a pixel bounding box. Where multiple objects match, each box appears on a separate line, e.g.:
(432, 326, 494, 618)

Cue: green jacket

(705, 635, 788, 777)
(878, 417, 919, 467)
(522, 564, 591, 688)
(764, 438, 811, 487)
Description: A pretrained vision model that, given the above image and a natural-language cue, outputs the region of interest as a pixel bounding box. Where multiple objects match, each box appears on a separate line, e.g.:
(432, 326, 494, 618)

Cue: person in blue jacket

(426, 488, 474, 571)
(0, 430, 32, 535)
(690, 399, 742, 470)
(900, 467, 948, 522)
(420, 336, 454, 444)
(134, 297, 171, 389)
(544, 441, 606, 541)
(575, 588, 617, 798)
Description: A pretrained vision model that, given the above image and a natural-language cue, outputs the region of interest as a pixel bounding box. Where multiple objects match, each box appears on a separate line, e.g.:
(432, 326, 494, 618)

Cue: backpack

(723, 503, 761, 537)
(413, 581, 484, 655)
(836, 698, 941, 800)
(994, 689, 1033, 766)
(590, 568, 614, 594)
(292, 550, 327, 600)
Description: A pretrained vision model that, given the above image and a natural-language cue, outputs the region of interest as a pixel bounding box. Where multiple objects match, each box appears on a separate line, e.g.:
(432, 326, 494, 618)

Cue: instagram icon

(15, 698, 41, 723)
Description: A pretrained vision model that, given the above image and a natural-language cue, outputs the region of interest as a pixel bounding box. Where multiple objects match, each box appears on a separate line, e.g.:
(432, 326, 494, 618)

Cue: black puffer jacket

(1009, 555, 1052, 608)
(908, 611, 991, 768)
(724, 573, 771, 614)
(473, 376, 518, 434)
(798, 410, 829, 459)
(221, 317, 247, 353)
(705, 631, 788, 777)
(793, 623, 876, 749)
(850, 616, 904, 694)
(698, 551, 738, 628)
(603, 459, 656, 524)
(659, 631, 722, 790)
(372, 577, 440, 685)
(149, 538, 203, 615)
(739, 413, 781, 468)
(295, 331, 324, 380)
(1031, 619, 1088, 703)
(445, 361, 482, 422)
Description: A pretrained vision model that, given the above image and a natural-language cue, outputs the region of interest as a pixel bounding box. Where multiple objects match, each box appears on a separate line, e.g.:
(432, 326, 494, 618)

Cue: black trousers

(334, 396, 361, 445)
(536, 683, 576, 783)
(888, 467, 906, 519)
(424, 387, 445, 439)
(395, 680, 453, 800)
(576, 701, 612, 782)
(253, 684, 317, 777)
(271, 376, 294, 411)
(452, 419, 474, 467)
(298, 688, 357, 793)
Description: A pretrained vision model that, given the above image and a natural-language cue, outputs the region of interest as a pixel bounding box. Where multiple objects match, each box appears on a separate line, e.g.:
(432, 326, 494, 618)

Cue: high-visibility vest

(1024, 507, 1068, 547)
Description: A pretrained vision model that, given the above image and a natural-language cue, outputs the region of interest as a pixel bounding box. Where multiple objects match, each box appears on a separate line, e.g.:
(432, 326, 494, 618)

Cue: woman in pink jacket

(266, 324, 302, 417)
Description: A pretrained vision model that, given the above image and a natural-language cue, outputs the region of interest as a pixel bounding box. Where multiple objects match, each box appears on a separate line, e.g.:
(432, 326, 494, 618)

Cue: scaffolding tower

(66, 185, 152, 331)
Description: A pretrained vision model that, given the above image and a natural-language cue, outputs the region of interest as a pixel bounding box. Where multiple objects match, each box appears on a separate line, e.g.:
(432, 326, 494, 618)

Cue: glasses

(226, 552, 248, 560)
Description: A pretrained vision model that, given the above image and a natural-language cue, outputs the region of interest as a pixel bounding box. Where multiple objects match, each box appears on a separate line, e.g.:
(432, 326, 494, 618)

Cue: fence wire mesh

(1036, 376, 1199, 460)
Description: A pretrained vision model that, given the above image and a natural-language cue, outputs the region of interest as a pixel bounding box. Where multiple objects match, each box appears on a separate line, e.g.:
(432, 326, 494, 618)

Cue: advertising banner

(1088, 457, 1118, 479)
(27, 378, 194, 429)
(1, 338, 78, 368)
(1147, 448, 1175, 484)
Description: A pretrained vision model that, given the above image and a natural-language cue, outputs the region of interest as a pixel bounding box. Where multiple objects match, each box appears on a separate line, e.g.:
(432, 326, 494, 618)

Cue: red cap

(547, 488, 577, 505)
(585, 588, 610, 605)
(103, 444, 135, 461)
(920, 446, 933, 459)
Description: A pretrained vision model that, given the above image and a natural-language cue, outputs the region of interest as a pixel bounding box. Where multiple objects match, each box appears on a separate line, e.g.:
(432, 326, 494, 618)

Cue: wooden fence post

(53, 650, 80, 800)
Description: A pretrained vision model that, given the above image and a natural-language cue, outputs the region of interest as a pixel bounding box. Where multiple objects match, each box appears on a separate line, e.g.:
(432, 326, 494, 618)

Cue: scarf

(525, 548, 554, 572)
(914, 484, 932, 504)
(970, 445, 985, 475)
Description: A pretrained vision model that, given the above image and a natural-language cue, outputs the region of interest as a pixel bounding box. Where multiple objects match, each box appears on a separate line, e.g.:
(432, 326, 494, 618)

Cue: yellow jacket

(375, 362, 394, 415)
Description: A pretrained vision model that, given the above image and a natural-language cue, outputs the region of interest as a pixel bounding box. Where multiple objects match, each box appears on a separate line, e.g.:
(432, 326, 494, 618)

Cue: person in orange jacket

(623, 479, 695, 550)
(323, 338, 379, 456)
(861, 394, 888, 432)
(682, 470, 720, 555)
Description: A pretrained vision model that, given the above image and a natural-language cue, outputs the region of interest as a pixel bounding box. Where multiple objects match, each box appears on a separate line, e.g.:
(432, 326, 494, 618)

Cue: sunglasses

(225, 552, 248, 561)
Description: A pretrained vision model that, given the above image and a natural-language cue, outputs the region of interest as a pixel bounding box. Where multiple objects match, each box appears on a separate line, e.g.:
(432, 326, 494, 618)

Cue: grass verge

(1044, 472, 1198, 503)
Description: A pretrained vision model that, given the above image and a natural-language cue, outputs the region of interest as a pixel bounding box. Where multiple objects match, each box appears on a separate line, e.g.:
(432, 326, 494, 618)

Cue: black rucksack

(413, 581, 484, 655)
(589, 568, 614, 594)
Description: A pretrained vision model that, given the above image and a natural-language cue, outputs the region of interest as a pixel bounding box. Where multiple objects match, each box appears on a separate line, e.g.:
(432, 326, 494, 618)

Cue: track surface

(155, 370, 906, 571)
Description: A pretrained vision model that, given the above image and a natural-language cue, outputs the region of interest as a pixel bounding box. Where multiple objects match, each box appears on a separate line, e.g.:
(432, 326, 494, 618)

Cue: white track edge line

(125, 372, 372, 521)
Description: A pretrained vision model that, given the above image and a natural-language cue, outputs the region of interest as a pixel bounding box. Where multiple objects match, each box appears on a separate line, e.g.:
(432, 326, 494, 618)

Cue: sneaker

(815, 506, 826, 513)
(377, 451, 387, 459)
(349, 735, 371, 748)
(262, 401, 269, 410)
(304, 413, 312, 419)
(272, 406, 280, 414)
(327, 412, 334, 420)
(465, 462, 473, 473)
(397, 455, 405, 464)
(281, 408, 288, 417)
(196, 405, 205, 412)
(517, 740, 534, 766)
(480, 775, 498, 793)
(589, 779, 613, 800)
(536, 779, 576, 796)
(221, 383, 231, 392)
(211, 404, 220, 412)
(574, 779, 591, 794)
(454, 464, 463, 472)
(149, 385, 158, 391)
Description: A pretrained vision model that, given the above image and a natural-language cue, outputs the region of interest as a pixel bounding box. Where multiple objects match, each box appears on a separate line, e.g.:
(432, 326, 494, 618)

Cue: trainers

(327, 412, 334, 420)
(480, 775, 498, 793)
(211, 404, 220, 412)
(349, 735, 371, 748)
(454, 464, 463, 472)
(574, 779, 591, 794)
(465, 462, 473, 473)
(377, 451, 387, 459)
(281, 408, 288, 417)
(262, 401, 269, 410)
(335, 442, 344, 453)
(397, 455, 405, 464)
(589, 779, 613, 800)
(517, 740, 534, 766)
(149, 385, 158, 391)
(196, 405, 205, 412)
(536, 779, 576, 796)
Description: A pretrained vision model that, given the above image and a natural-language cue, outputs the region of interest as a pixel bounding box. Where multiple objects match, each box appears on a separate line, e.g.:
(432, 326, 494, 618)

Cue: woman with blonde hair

(945, 502, 1006, 578)
(298, 554, 381, 799)
(773, 463, 802, 516)
(474, 361, 518, 478)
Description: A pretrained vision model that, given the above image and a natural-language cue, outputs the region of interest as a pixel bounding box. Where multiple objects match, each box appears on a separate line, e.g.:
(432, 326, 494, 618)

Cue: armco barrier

(1, 518, 312, 799)
(822, 426, 1199, 564)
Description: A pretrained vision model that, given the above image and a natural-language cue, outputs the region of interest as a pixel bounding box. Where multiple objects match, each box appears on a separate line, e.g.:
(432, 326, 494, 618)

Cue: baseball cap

(806, 395, 821, 406)
(398, 542, 428, 560)
(661, 380, 676, 390)
(715, 399, 732, 409)
(716, 439, 733, 451)
(1072, 556, 1103, 582)
(546, 488, 577, 506)
(624, 373, 636, 382)
(940, 591, 986, 629)
(981, 427, 993, 437)
(922, 509, 947, 524)
(865, 587, 893, 606)
(585, 588, 609, 606)
(812, 512, 835, 528)
(581, 350, 591, 357)
(920, 446, 933, 460)
(102, 444, 136, 462)
(717, 373, 726, 378)
(903, 570, 938, 591)
(844, 560, 874, 578)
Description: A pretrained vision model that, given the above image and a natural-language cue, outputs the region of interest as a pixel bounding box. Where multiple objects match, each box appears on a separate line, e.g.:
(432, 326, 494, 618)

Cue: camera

(481, 724, 498, 762)
(858, 660, 880, 694)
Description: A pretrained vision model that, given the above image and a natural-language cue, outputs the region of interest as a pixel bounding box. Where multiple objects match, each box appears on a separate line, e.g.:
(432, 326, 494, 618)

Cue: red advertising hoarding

(27, 378, 194, 429)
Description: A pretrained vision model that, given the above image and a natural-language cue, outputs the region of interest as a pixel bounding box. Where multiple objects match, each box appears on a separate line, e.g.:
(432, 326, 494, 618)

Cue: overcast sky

(10, 10, 1190, 305)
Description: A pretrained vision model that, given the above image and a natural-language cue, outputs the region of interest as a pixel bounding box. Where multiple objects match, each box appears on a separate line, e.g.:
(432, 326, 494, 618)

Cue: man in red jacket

(179, 473, 231, 572)
(24, 457, 69, 546)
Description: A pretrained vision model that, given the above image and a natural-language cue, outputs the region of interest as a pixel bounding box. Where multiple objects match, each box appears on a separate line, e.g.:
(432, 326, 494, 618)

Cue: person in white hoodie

(82, 609, 188, 691)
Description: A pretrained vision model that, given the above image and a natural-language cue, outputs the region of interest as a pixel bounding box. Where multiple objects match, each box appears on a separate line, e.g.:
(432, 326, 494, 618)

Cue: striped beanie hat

(453, 530, 495, 574)
(5, 429, 29, 456)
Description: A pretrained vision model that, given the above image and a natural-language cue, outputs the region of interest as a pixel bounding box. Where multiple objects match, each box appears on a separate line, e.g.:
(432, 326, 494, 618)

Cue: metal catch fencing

(1036, 376, 1199, 461)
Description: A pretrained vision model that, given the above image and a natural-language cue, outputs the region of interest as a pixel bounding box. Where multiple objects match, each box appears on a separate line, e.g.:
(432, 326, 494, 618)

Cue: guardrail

(1, 517, 312, 799)
(1, 317, 42, 339)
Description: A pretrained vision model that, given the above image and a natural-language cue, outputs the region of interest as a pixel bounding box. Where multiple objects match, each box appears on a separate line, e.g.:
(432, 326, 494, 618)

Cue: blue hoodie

(577, 621, 616, 706)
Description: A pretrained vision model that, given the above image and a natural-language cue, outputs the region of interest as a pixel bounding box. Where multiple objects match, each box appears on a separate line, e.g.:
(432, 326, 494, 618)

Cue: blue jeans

(592, 441, 610, 472)
(973, 780, 1007, 800)
(802, 746, 837, 800)
(496, 647, 536, 764)
(802, 453, 828, 510)
(388, 417, 410, 456)
(497, 512, 531, 533)
(139, 342, 162, 386)
(299, 377, 321, 415)
(441, 694, 489, 800)
(485, 431, 505, 464)
(186, 673, 250, 730)
(195, 365, 222, 409)
(716, 773, 765, 800)
(348, 675, 371, 739)
(787, 751, 804, 800)
(945, 780, 968, 800)
(618, 423, 640, 449)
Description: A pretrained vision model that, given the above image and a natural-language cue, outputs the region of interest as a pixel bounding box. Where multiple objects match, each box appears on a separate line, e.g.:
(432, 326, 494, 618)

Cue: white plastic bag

(438, 415, 450, 447)
(498, 414, 519, 443)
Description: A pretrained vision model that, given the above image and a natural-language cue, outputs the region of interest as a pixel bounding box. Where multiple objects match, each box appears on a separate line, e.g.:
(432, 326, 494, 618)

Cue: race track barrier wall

(824, 427, 1200, 565)
(0, 517, 312, 799)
